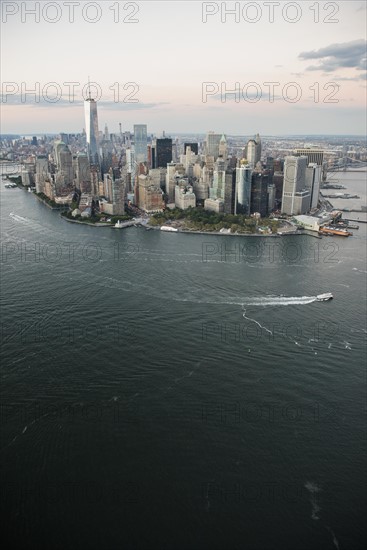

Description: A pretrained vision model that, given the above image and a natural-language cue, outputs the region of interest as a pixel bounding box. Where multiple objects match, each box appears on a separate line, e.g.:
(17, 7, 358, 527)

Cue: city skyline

(1, 1, 366, 135)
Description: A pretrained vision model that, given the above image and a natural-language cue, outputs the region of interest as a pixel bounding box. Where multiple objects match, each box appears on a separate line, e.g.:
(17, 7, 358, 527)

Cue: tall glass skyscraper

(235, 163, 252, 215)
(84, 97, 100, 165)
(155, 138, 172, 168)
(133, 124, 148, 164)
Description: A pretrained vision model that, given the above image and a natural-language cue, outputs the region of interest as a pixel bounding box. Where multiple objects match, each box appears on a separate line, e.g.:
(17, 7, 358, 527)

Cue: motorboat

(316, 293, 333, 301)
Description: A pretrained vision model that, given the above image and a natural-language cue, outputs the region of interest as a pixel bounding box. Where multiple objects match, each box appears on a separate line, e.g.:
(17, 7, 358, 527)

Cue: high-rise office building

(133, 124, 148, 164)
(295, 148, 324, 208)
(266, 157, 274, 171)
(247, 140, 257, 168)
(281, 156, 310, 215)
(224, 168, 236, 214)
(210, 170, 226, 200)
(126, 148, 136, 189)
(54, 141, 73, 189)
(35, 156, 49, 194)
(60, 133, 69, 145)
(84, 96, 100, 165)
(112, 178, 125, 215)
(247, 134, 261, 169)
(155, 138, 172, 168)
(184, 142, 199, 155)
(235, 163, 252, 215)
(205, 132, 222, 158)
(305, 163, 322, 210)
(294, 148, 324, 166)
(250, 172, 269, 218)
(137, 174, 164, 212)
(255, 133, 262, 163)
(73, 154, 91, 192)
(218, 134, 227, 159)
(268, 184, 276, 213)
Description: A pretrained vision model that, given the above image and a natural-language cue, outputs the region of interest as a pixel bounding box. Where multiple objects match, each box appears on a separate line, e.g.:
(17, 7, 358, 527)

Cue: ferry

(319, 226, 353, 237)
(316, 293, 333, 301)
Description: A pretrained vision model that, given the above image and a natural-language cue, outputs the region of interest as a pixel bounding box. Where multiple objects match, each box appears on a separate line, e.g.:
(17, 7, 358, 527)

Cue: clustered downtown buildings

(4, 97, 360, 222)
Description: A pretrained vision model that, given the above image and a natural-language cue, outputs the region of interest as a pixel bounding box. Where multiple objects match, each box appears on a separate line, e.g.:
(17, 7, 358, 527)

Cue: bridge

(327, 158, 367, 172)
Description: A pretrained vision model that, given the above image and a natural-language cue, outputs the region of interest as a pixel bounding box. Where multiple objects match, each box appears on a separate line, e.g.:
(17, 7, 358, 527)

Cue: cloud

(299, 39, 367, 72)
(331, 74, 367, 82)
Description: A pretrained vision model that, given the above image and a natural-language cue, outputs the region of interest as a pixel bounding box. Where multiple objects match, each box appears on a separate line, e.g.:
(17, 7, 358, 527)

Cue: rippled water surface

(1, 172, 366, 550)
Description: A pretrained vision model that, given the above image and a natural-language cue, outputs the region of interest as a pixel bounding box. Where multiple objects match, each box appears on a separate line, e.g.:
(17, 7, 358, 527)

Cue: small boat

(114, 220, 125, 228)
(316, 293, 333, 301)
(161, 225, 178, 232)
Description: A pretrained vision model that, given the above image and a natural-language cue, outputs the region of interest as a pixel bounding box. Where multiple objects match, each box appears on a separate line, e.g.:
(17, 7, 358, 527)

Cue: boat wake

(174, 295, 319, 307)
(305, 482, 341, 550)
(9, 212, 27, 223)
(240, 296, 318, 307)
(242, 308, 273, 335)
(304, 481, 322, 520)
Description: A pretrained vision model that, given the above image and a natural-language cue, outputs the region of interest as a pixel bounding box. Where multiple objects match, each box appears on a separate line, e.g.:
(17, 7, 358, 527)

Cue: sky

(1, 0, 366, 135)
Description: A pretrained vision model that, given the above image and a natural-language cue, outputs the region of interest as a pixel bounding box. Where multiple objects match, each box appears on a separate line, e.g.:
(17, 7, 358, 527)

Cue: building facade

(84, 98, 100, 165)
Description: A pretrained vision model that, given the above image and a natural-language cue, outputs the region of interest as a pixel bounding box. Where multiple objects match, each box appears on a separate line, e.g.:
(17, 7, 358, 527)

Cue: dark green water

(1, 176, 366, 550)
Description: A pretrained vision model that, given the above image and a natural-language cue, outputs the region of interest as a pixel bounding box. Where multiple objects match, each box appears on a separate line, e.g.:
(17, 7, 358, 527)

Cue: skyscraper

(281, 156, 310, 215)
(73, 153, 91, 192)
(247, 134, 261, 169)
(250, 172, 269, 217)
(255, 133, 262, 163)
(84, 96, 100, 165)
(305, 163, 322, 210)
(133, 124, 148, 164)
(295, 148, 324, 208)
(155, 138, 172, 168)
(235, 162, 252, 215)
(205, 132, 222, 158)
(294, 148, 324, 167)
(53, 140, 73, 190)
(218, 134, 227, 159)
(184, 142, 199, 155)
(247, 140, 256, 168)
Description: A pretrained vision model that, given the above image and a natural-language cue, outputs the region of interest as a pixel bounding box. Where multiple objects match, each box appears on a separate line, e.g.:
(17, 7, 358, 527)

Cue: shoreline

(173, 228, 321, 238)
(61, 216, 115, 227)
(32, 191, 67, 211)
(22, 183, 322, 238)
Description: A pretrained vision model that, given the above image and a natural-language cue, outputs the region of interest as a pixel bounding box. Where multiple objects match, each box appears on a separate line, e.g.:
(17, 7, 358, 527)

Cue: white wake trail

(242, 308, 273, 335)
(241, 296, 318, 307)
